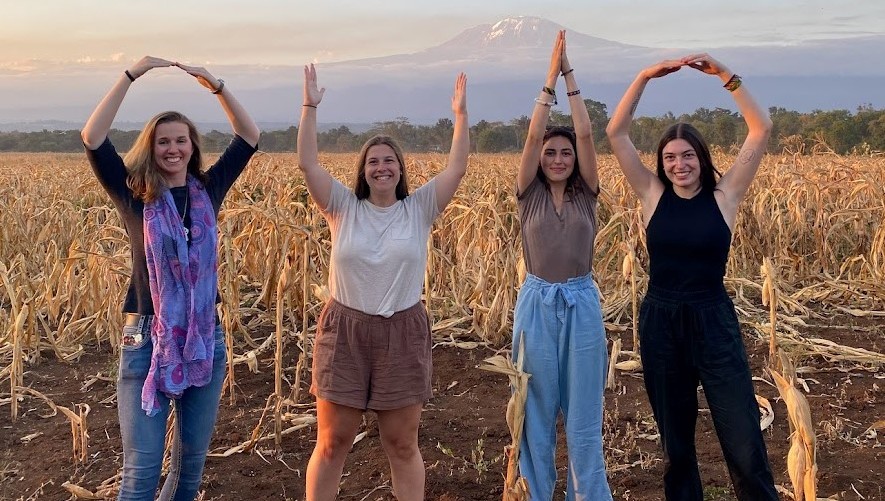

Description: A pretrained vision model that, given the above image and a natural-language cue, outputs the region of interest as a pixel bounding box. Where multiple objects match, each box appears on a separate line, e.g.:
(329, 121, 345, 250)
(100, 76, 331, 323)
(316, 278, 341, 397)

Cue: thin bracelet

(561, 68, 574, 76)
(211, 79, 225, 95)
(567, 89, 581, 97)
(534, 98, 553, 107)
(303, 104, 317, 108)
(124, 70, 136, 82)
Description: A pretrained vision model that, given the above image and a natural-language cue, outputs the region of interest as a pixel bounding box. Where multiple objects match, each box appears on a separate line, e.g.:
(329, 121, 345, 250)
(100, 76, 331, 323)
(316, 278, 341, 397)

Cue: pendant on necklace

(183, 226, 190, 242)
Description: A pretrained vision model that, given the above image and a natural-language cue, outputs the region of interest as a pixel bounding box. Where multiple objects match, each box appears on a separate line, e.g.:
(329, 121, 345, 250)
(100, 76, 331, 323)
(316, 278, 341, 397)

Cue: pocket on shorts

(314, 306, 341, 358)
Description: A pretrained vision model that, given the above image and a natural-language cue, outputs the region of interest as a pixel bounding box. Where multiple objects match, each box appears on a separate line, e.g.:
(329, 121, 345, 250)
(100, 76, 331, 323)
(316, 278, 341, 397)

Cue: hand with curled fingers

(640, 59, 685, 80)
(682, 53, 732, 79)
(127, 56, 175, 80)
(175, 62, 223, 92)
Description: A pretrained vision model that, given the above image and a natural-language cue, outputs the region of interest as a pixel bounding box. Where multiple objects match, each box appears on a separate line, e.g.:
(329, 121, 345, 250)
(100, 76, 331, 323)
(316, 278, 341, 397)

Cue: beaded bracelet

(542, 86, 557, 105)
(723, 74, 742, 92)
(567, 90, 581, 97)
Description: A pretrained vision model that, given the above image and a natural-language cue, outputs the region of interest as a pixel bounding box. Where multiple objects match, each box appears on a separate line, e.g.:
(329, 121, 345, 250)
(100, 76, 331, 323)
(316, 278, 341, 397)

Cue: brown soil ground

(1, 317, 882, 501)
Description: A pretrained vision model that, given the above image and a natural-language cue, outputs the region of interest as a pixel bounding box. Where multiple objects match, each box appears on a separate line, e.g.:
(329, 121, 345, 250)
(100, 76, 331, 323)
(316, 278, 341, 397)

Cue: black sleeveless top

(646, 186, 732, 292)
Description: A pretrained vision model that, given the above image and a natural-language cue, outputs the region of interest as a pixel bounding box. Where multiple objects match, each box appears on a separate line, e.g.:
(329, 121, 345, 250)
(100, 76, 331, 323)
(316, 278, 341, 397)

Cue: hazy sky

(2, 0, 883, 67)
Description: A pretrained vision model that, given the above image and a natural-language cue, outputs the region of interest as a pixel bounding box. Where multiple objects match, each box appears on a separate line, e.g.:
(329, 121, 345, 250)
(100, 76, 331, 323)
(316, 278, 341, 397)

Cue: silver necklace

(179, 191, 190, 242)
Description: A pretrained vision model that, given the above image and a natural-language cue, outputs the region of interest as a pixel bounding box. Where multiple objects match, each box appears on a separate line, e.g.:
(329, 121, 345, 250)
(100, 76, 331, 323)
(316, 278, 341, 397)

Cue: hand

(127, 56, 174, 80)
(174, 62, 223, 92)
(561, 31, 572, 74)
(640, 59, 684, 80)
(451, 72, 467, 116)
(546, 30, 564, 83)
(682, 53, 731, 79)
(303, 63, 325, 107)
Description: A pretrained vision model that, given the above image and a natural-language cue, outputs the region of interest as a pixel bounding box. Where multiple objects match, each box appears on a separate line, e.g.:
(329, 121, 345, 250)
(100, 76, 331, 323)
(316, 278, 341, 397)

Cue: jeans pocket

(121, 325, 150, 351)
(213, 327, 227, 363)
(118, 328, 153, 381)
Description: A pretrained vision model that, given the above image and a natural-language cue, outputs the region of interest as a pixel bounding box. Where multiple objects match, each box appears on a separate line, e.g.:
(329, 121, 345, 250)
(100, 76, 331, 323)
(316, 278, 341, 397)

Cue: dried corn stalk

(771, 367, 817, 501)
(479, 339, 531, 501)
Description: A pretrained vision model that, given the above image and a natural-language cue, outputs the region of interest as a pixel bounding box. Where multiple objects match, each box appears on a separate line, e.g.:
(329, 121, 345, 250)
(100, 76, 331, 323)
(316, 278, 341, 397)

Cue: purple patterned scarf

(141, 175, 218, 416)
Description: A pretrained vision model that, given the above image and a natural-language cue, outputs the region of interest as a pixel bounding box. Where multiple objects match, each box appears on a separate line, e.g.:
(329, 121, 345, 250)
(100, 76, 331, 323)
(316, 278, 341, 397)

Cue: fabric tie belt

(541, 282, 577, 309)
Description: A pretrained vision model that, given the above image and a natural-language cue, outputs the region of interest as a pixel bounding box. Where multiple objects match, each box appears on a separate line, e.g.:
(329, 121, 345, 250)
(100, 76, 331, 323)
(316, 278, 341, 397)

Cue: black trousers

(639, 284, 779, 501)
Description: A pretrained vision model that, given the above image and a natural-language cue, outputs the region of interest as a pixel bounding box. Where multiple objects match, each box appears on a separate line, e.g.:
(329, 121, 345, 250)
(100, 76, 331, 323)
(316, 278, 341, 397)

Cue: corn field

(1, 150, 884, 499)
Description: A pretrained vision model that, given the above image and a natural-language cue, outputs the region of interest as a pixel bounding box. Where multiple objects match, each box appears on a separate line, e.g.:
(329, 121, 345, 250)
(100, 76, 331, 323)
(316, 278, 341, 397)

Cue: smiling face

(363, 143, 402, 196)
(152, 121, 193, 187)
(539, 135, 576, 187)
(661, 138, 701, 194)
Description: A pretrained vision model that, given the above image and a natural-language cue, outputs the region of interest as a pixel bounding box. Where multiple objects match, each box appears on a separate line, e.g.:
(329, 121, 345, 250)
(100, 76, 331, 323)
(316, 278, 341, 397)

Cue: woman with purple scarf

(82, 56, 260, 501)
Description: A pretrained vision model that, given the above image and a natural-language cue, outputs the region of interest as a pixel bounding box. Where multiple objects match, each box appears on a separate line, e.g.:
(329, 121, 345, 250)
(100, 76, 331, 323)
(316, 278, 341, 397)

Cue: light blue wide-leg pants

(512, 273, 612, 501)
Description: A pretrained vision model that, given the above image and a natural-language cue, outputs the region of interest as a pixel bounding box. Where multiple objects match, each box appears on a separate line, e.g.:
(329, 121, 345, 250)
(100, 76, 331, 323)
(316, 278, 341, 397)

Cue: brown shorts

(310, 299, 432, 411)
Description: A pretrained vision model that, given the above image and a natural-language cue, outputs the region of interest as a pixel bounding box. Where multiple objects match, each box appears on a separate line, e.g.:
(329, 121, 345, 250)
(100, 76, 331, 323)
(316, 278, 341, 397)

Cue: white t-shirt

(322, 177, 439, 317)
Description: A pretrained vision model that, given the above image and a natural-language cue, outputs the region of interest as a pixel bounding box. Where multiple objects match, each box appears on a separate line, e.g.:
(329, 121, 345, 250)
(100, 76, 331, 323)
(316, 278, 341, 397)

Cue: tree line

(2, 102, 884, 154)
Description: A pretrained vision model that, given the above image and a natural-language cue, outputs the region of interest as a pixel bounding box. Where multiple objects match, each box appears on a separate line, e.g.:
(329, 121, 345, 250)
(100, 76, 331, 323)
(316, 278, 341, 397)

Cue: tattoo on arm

(628, 90, 643, 117)
(739, 148, 757, 165)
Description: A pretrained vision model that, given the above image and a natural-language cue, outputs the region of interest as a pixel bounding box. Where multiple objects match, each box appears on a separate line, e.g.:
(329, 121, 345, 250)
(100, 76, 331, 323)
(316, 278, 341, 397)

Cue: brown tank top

(517, 176, 598, 283)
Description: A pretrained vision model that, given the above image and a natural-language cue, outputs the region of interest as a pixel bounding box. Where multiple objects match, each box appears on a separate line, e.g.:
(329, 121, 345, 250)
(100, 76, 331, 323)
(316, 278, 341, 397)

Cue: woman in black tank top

(605, 55, 779, 501)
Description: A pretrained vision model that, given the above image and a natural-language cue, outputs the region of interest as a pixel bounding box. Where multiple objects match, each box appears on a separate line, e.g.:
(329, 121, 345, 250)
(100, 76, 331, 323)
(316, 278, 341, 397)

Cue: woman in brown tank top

(510, 30, 613, 500)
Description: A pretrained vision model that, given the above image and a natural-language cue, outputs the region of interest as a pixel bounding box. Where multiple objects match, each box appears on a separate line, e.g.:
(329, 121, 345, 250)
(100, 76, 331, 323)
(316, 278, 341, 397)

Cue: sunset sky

(1, 1, 883, 126)
(2, 0, 882, 67)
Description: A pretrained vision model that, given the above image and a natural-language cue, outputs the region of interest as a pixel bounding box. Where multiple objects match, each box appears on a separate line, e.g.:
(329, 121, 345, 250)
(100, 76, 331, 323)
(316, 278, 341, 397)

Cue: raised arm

(297, 64, 334, 210)
(176, 63, 260, 147)
(81, 56, 174, 149)
(683, 54, 772, 212)
(517, 30, 563, 195)
(560, 34, 598, 192)
(433, 73, 469, 212)
(606, 59, 683, 209)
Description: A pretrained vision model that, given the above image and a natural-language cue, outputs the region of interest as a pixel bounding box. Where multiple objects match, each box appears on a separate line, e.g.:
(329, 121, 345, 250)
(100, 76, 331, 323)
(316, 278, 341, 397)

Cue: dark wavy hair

(353, 135, 409, 201)
(536, 126, 582, 192)
(655, 122, 720, 191)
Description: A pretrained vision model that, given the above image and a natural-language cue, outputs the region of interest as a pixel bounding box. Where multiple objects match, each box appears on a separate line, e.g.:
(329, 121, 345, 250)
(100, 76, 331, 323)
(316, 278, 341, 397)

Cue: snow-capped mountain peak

(435, 16, 635, 51)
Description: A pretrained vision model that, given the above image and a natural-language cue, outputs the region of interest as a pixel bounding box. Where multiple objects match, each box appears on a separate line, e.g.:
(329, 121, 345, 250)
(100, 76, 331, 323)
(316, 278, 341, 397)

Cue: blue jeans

(512, 274, 612, 501)
(116, 316, 227, 501)
(639, 285, 778, 501)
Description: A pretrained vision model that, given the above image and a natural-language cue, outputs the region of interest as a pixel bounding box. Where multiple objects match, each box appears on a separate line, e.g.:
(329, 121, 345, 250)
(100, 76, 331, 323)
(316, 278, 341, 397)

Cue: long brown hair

(537, 126, 582, 193)
(124, 111, 207, 202)
(353, 135, 409, 201)
(656, 123, 720, 192)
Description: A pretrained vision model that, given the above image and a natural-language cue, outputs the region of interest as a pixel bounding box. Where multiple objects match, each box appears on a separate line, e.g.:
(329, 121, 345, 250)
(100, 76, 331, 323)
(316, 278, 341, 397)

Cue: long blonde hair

(124, 111, 206, 202)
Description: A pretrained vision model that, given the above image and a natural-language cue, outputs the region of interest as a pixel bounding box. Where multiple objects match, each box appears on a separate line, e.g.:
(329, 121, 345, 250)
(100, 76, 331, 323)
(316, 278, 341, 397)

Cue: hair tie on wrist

(561, 68, 574, 76)
(303, 104, 317, 108)
(124, 70, 136, 82)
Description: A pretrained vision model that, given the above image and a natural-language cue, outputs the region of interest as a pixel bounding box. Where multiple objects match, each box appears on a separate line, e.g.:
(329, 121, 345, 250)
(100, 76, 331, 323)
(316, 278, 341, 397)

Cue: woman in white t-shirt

(297, 64, 469, 501)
